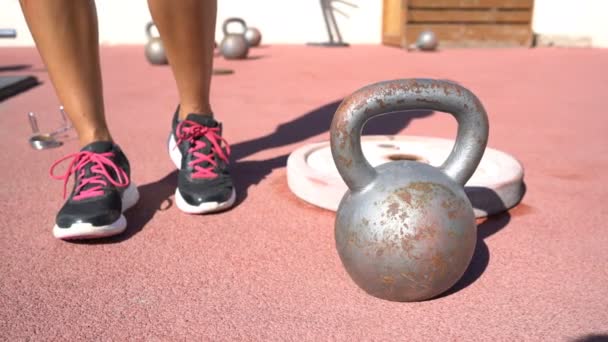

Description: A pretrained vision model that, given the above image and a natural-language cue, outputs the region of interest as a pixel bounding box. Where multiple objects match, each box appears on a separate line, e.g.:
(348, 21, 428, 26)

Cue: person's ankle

(178, 104, 213, 120)
(79, 131, 113, 147)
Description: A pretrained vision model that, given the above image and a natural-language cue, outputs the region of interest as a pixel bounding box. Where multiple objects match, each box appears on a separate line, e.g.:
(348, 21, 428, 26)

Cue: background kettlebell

(244, 27, 262, 47)
(330, 78, 489, 302)
(145, 22, 167, 65)
(220, 18, 249, 60)
(416, 30, 439, 51)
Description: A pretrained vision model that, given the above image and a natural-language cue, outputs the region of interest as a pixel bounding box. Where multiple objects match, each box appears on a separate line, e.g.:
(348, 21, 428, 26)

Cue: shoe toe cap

(55, 192, 122, 229)
(179, 186, 234, 206)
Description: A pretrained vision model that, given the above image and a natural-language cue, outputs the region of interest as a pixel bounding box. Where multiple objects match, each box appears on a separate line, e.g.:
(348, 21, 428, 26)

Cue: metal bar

(327, 2, 344, 43)
(333, 0, 358, 8)
(331, 5, 350, 18)
(0, 29, 17, 38)
(28, 112, 39, 134)
(320, 0, 334, 43)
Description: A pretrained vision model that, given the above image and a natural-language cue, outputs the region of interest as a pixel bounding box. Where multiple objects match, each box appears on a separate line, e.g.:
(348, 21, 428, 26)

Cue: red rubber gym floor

(1, 45, 607, 341)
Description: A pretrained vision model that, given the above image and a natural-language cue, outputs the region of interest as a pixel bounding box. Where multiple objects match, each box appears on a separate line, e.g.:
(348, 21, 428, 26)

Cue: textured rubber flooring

(0, 45, 607, 341)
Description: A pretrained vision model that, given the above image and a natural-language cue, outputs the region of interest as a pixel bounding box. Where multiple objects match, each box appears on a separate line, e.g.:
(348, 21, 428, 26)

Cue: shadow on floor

(573, 335, 608, 342)
(0, 75, 41, 102)
(230, 100, 434, 205)
(230, 100, 433, 160)
(0, 64, 31, 72)
(243, 55, 267, 60)
(72, 170, 178, 245)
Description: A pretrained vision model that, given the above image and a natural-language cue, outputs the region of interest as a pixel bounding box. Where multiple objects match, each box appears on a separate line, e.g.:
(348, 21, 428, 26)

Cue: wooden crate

(382, 0, 535, 48)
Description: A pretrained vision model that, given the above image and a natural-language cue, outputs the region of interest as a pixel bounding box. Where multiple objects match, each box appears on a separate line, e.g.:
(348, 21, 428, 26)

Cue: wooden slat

(408, 9, 533, 23)
(408, 0, 534, 9)
(382, 35, 403, 47)
(382, 0, 407, 47)
(383, 0, 404, 37)
(406, 24, 533, 47)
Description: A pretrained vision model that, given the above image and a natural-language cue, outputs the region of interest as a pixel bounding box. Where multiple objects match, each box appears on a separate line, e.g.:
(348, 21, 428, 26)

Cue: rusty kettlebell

(145, 22, 167, 65)
(330, 79, 489, 302)
(220, 18, 249, 60)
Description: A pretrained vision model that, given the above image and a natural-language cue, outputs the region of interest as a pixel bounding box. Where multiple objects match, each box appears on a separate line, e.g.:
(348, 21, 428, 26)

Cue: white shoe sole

(168, 133, 236, 214)
(175, 187, 237, 214)
(52, 182, 140, 240)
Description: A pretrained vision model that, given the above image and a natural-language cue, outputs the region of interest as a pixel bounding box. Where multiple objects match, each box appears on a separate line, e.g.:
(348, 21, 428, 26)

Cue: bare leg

(147, 0, 217, 120)
(19, 0, 111, 147)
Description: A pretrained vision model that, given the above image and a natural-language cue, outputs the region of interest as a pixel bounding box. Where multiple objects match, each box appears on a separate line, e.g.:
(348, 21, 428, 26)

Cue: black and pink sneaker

(49, 141, 139, 240)
(168, 109, 236, 214)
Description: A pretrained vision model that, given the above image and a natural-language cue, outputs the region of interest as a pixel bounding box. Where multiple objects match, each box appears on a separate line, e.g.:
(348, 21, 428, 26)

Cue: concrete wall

(1, 0, 607, 48)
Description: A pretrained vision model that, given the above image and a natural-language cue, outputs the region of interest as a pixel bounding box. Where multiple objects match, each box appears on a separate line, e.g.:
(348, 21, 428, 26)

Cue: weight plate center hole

(387, 153, 429, 164)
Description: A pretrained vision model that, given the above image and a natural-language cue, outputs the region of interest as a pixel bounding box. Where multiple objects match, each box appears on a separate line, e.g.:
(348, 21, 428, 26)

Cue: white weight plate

(286, 135, 525, 218)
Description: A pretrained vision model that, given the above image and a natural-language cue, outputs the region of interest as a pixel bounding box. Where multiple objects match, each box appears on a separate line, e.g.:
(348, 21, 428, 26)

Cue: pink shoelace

(49, 151, 129, 201)
(174, 120, 231, 179)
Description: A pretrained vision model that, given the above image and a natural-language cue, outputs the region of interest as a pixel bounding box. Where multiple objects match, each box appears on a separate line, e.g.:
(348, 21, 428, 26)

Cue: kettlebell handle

(222, 17, 247, 36)
(330, 79, 489, 191)
(146, 22, 158, 39)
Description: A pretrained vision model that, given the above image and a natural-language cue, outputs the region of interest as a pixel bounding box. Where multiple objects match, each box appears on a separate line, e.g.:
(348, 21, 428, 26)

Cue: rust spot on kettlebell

(443, 85, 450, 96)
(375, 97, 387, 109)
(412, 223, 438, 241)
(401, 238, 415, 258)
(382, 275, 395, 284)
(333, 116, 350, 150)
(335, 155, 352, 169)
(473, 98, 485, 115)
(408, 182, 434, 193)
(448, 209, 467, 219)
(348, 232, 364, 248)
(430, 252, 448, 278)
(387, 202, 400, 217)
(416, 98, 441, 105)
(395, 189, 412, 205)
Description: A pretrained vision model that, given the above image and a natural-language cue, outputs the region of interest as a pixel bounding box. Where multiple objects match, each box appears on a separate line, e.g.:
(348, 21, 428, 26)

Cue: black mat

(0, 75, 39, 102)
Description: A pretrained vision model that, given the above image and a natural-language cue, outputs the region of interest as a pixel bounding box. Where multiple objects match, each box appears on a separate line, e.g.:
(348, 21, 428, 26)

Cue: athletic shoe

(49, 141, 139, 240)
(168, 109, 236, 214)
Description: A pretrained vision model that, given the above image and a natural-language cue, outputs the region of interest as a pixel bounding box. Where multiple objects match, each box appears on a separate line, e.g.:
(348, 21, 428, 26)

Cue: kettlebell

(330, 79, 489, 302)
(244, 27, 262, 47)
(145, 22, 167, 65)
(416, 30, 439, 51)
(220, 18, 249, 60)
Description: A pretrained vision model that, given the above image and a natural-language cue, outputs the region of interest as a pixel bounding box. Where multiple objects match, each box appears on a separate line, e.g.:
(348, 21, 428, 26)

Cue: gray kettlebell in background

(145, 22, 167, 65)
(244, 27, 262, 47)
(416, 30, 439, 51)
(220, 18, 249, 60)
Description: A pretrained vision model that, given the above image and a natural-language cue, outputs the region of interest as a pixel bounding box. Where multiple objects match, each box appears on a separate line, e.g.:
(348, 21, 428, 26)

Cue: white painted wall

(532, 0, 608, 47)
(0, 0, 381, 46)
(1, 0, 607, 48)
